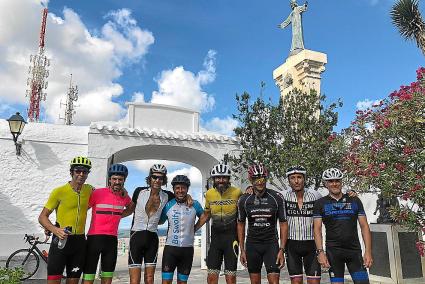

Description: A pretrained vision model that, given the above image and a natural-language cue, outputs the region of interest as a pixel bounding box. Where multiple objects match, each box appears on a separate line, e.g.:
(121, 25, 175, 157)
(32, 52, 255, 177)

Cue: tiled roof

(89, 123, 239, 143)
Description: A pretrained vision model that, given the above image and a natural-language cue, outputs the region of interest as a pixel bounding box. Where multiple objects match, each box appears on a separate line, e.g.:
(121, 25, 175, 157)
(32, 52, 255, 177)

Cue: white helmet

(150, 164, 167, 174)
(322, 168, 344, 181)
(210, 164, 231, 177)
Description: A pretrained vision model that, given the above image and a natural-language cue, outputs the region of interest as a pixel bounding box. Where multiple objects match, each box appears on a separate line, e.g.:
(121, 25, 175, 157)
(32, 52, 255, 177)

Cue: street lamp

(7, 112, 26, 155)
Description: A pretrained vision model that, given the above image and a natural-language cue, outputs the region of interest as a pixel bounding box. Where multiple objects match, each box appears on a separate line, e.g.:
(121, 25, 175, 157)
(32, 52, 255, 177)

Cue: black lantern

(7, 112, 26, 155)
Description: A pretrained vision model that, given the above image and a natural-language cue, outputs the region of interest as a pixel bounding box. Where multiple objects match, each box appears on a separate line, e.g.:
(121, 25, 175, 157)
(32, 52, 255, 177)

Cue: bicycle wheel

(6, 248, 40, 280)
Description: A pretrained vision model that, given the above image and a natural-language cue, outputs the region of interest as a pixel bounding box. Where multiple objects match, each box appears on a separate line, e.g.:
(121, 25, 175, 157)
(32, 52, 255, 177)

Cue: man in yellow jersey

(204, 163, 242, 284)
(39, 156, 93, 284)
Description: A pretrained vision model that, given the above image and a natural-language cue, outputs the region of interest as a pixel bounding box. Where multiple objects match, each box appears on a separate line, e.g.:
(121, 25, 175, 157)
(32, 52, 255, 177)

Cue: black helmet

(171, 175, 191, 187)
(108, 163, 128, 178)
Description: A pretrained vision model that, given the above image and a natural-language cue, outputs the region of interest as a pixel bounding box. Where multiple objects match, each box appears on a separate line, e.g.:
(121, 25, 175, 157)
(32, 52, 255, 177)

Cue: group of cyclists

(38, 156, 373, 284)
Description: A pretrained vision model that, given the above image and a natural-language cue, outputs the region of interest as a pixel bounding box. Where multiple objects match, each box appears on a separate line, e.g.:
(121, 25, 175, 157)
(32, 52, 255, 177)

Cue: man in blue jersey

(160, 175, 209, 284)
(313, 168, 373, 284)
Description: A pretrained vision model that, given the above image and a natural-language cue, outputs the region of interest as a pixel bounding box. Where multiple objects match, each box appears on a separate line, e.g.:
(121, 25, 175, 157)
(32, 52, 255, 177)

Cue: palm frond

(391, 0, 425, 40)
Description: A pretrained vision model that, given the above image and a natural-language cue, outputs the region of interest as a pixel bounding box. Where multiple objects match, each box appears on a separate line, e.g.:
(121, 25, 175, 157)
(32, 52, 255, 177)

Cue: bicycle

(6, 233, 50, 281)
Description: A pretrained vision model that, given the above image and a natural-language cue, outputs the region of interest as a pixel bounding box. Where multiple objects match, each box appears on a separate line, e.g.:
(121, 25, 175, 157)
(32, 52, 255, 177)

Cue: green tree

(391, 0, 425, 55)
(231, 87, 344, 190)
(343, 68, 425, 255)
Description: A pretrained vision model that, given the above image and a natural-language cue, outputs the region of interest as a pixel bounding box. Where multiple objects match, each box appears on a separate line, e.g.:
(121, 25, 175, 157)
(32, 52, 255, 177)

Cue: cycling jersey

(282, 188, 322, 241)
(313, 194, 366, 250)
(204, 186, 242, 233)
(160, 199, 204, 247)
(87, 187, 131, 236)
(44, 183, 93, 235)
(131, 187, 174, 232)
(83, 235, 118, 281)
(237, 188, 286, 243)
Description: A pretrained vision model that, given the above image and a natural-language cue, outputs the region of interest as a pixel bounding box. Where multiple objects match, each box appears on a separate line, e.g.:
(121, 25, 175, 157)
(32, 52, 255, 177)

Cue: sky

(0, 0, 423, 228)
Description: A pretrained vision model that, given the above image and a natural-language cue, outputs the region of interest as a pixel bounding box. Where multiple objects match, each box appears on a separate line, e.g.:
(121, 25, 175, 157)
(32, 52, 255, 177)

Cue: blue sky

(0, 0, 422, 228)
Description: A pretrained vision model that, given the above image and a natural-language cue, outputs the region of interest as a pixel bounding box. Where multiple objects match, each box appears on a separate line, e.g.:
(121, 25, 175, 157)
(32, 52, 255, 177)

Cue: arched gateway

(88, 103, 241, 269)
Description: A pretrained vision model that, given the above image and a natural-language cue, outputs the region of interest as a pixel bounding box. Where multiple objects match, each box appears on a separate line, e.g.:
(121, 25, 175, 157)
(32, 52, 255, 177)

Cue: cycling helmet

(108, 163, 128, 178)
(248, 163, 269, 179)
(150, 164, 167, 175)
(210, 164, 231, 177)
(322, 168, 344, 181)
(171, 175, 191, 187)
(70, 156, 92, 169)
(286, 165, 306, 177)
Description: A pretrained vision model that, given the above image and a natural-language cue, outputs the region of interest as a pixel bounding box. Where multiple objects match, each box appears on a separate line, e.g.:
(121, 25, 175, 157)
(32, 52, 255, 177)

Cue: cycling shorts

(207, 231, 238, 275)
(128, 230, 159, 268)
(246, 241, 280, 274)
(47, 234, 86, 280)
(161, 245, 194, 282)
(285, 239, 321, 279)
(83, 235, 118, 280)
(327, 247, 369, 284)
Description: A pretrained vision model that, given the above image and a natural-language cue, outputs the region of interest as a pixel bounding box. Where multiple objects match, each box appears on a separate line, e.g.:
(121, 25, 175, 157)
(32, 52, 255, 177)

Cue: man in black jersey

(237, 164, 287, 284)
(313, 168, 373, 284)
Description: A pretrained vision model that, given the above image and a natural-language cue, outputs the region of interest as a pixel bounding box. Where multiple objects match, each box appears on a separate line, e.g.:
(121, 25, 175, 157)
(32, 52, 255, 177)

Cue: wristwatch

(315, 248, 324, 255)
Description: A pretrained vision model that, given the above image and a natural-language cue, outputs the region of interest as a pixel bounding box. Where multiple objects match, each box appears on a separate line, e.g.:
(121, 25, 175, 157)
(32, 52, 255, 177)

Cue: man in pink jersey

(82, 163, 133, 284)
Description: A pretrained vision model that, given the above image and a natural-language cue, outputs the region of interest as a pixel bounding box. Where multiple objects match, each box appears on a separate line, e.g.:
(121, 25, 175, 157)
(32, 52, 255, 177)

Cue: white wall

(0, 119, 90, 258)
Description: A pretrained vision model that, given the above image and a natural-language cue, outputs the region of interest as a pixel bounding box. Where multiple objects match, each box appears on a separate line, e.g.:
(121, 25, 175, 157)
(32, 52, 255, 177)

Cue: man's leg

(303, 241, 321, 284)
(263, 242, 280, 284)
(175, 247, 194, 284)
(144, 266, 156, 284)
(82, 235, 102, 284)
(249, 273, 262, 284)
(65, 235, 86, 284)
(222, 235, 238, 284)
(207, 238, 223, 284)
(47, 236, 66, 284)
(162, 245, 177, 284)
(286, 240, 305, 284)
(129, 268, 142, 284)
(346, 249, 370, 284)
(245, 242, 262, 284)
(326, 247, 345, 284)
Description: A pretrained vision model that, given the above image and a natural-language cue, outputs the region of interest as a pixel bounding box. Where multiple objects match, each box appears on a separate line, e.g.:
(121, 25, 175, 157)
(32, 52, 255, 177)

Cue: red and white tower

(26, 8, 50, 122)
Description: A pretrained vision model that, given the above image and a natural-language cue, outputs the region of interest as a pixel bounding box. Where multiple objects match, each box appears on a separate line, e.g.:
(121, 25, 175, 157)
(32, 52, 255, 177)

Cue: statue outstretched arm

(278, 12, 292, 29)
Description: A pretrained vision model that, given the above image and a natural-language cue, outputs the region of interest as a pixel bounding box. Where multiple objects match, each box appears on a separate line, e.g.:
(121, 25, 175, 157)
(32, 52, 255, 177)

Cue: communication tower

(26, 8, 50, 122)
(60, 74, 79, 125)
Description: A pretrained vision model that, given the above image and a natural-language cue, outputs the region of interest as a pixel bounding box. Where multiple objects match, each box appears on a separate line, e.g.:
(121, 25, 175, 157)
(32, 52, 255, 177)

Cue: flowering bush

(344, 68, 425, 255)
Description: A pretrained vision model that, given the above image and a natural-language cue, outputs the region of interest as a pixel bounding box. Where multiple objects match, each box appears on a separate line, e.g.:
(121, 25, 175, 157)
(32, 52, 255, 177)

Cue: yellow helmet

(70, 156, 92, 169)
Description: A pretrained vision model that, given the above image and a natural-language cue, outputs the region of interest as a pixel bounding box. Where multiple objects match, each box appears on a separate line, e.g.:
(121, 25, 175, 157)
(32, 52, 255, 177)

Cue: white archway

(86, 102, 242, 268)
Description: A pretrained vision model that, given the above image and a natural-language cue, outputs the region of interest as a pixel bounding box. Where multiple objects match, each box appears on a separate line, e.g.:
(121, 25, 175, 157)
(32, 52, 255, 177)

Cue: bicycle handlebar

(24, 233, 50, 245)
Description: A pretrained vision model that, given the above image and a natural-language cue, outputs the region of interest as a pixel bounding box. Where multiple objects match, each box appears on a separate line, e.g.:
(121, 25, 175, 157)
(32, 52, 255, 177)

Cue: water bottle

(57, 226, 72, 249)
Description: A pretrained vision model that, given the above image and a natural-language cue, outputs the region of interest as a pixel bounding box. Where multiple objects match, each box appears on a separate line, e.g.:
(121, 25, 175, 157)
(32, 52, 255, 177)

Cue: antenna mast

(60, 74, 79, 125)
(26, 8, 49, 122)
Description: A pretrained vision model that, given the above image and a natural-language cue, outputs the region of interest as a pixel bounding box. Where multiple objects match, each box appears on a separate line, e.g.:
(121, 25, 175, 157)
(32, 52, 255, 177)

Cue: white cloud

(203, 116, 238, 136)
(356, 99, 381, 111)
(131, 92, 145, 103)
(167, 167, 202, 189)
(150, 50, 216, 112)
(0, 0, 154, 124)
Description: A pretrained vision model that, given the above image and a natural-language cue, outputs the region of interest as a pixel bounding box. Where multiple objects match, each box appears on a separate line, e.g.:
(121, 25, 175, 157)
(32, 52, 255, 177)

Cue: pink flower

(395, 163, 406, 172)
(379, 163, 386, 170)
(383, 119, 391, 128)
(403, 146, 415, 155)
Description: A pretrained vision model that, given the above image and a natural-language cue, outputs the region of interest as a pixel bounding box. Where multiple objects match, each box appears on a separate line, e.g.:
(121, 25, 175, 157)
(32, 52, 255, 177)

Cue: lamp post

(7, 112, 26, 155)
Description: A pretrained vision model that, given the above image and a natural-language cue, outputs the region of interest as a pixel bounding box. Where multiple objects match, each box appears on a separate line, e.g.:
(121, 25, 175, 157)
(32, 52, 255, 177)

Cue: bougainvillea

(344, 68, 425, 254)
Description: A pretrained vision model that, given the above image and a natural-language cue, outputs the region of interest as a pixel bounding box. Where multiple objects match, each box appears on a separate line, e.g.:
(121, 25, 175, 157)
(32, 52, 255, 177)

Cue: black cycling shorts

(47, 234, 86, 280)
(162, 245, 194, 282)
(128, 230, 159, 268)
(83, 235, 118, 280)
(285, 239, 321, 279)
(246, 241, 280, 274)
(207, 231, 238, 275)
(327, 247, 369, 284)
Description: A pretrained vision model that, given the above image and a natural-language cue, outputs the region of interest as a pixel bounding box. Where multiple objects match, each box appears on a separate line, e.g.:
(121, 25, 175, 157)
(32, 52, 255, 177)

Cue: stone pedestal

(273, 49, 327, 99)
(369, 224, 425, 284)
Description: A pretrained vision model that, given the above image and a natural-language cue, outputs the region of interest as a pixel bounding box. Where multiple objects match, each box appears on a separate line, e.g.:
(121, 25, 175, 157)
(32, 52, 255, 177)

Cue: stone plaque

(399, 232, 423, 279)
(370, 231, 391, 277)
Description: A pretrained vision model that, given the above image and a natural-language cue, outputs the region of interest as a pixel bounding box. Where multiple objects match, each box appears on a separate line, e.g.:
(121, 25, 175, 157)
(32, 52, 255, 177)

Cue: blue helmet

(108, 163, 128, 178)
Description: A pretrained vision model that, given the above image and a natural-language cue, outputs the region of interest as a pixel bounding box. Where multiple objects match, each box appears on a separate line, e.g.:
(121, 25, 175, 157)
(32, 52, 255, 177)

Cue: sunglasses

(252, 176, 266, 183)
(74, 169, 90, 175)
(151, 175, 164, 181)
